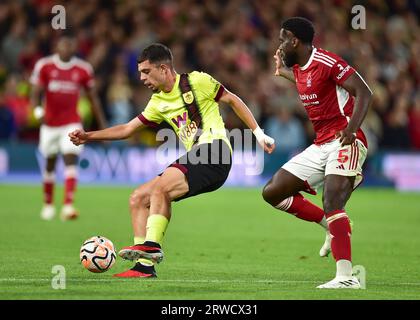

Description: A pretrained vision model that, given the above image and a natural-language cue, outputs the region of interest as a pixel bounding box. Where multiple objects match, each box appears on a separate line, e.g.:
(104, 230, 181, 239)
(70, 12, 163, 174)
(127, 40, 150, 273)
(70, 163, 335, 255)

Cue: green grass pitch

(0, 184, 419, 299)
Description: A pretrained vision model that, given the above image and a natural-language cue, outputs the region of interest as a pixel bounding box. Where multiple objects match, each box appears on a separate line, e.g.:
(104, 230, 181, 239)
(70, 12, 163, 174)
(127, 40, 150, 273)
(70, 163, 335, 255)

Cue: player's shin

(130, 204, 148, 242)
(145, 214, 169, 244)
(64, 165, 78, 204)
(146, 189, 171, 244)
(43, 171, 55, 204)
(276, 193, 328, 230)
(41, 171, 56, 220)
(326, 210, 352, 277)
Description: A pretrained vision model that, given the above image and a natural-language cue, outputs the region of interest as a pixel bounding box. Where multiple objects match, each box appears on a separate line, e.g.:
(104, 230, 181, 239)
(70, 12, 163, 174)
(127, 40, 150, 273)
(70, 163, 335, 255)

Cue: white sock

(319, 216, 328, 231)
(336, 259, 353, 277)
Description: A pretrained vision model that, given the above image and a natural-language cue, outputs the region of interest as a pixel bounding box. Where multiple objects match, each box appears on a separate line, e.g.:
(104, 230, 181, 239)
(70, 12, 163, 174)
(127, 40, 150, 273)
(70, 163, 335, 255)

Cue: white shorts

(282, 138, 368, 194)
(39, 123, 84, 157)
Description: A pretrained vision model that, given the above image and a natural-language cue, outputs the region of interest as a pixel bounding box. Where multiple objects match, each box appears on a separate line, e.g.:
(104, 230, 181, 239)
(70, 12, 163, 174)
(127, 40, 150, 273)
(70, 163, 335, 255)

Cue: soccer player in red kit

(262, 17, 373, 289)
(30, 35, 106, 221)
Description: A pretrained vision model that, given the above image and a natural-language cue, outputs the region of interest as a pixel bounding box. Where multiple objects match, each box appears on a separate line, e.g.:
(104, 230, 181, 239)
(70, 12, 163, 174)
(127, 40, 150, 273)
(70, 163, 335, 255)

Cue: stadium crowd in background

(0, 0, 419, 154)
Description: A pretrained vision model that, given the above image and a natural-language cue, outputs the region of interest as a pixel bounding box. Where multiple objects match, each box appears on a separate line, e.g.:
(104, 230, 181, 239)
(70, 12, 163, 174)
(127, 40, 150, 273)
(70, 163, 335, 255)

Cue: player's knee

(150, 184, 170, 201)
(323, 196, 344, 214)
(129, 187, 149, 210)
(262, 183, 282, 206)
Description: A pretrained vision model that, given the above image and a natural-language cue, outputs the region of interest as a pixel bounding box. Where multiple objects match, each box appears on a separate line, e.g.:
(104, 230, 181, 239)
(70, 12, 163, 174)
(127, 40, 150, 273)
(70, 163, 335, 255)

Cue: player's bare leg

(119, 167, 189, 261)
(60, 153, 79, 220)
(149, 167, 189, 218)
(115, 167, 189, 278)
(129, 176, 160, 241)
(263, 169, 329, 244)
(263, 168, 306, 204)
(40, 156, 57, 220)
(317, 174, 360, 289)
(113, 176, 161, 277)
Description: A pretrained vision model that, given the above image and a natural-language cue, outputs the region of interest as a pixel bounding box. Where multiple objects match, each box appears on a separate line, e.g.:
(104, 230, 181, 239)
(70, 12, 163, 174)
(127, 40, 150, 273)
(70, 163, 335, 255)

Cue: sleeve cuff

(214, 85, 225, 102)
(138, 114, 159, 128)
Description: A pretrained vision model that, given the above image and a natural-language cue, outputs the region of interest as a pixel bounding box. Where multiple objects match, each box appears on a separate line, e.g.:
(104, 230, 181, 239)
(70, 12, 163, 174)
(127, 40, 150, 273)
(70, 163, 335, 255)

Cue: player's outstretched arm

(69, 117, 144, 146)
(338, 72, 373, 146)
(219, 89, 275, 154)
(274, 49, 295, 83)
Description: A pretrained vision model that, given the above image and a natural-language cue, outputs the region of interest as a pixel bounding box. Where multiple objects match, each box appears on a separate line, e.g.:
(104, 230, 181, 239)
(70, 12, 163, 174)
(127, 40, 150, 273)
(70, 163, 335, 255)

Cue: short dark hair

(281, 17, 315, 44)
(138, 43, 173, 66)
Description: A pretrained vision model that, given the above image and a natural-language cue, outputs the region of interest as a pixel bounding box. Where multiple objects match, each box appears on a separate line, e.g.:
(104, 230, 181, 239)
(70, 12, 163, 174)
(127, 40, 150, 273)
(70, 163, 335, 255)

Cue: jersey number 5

(338, 149, 349, 163)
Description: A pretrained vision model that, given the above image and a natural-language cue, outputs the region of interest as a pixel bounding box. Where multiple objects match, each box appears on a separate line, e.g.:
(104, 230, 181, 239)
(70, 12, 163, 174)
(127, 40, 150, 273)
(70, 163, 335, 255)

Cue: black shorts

(166, 139, 232, 201)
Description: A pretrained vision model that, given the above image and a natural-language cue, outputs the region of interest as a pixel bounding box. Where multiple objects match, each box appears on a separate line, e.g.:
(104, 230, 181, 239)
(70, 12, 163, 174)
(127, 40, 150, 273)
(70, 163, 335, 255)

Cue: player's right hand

(274, 49, 284, 76)
(69, 129, 88, 146)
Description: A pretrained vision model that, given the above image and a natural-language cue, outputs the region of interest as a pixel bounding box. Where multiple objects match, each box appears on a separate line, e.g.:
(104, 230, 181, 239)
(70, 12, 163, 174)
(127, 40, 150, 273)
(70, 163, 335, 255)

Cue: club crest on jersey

(71, 71, 80, 81)
(306, 72, 312, 87)
(182, 91, 194, 104)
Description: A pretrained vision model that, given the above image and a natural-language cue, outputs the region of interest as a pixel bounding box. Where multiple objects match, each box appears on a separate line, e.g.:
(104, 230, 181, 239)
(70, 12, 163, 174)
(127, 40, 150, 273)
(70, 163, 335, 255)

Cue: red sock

(64, 177, 77, 204)
(43, 181, 54, 204)
(326, 210, 352, 261)
(277, 193, 325, 223)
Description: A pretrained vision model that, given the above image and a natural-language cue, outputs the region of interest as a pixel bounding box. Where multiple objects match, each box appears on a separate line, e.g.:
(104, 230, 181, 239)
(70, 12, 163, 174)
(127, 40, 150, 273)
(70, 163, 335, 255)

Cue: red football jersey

(30, 54, 94, 126)
(292, 47, 367, 147)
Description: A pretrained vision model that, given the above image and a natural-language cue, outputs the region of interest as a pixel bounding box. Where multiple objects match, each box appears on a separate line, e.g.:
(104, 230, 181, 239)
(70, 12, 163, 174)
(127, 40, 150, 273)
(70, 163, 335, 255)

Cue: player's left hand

(253, 127, 275, 154)
(263, 139, 276, 154)
(337, 128, 356, 146)
(258, 134, 276, 154)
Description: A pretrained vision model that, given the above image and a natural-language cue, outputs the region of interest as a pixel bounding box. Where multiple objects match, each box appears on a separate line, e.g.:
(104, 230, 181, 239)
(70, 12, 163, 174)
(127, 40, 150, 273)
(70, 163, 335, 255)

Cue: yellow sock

(134, 236, 145, 245)
(137, 257, 154, 266)
(145, 214, 169, 245)
(133, 236, 153, 266)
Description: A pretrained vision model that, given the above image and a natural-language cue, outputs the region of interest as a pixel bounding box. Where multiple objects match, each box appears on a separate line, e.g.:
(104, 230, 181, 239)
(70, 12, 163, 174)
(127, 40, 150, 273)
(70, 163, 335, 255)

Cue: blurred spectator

(0, 0, 418, 153)
(19, 38, 42, 76)
(3, 74, 31, 132)
(107, 69, 133, 126)
(409, 93, 420, 150)
(1, 15, 28, 73)
(381, 96, 411, 150)
(265, 97, 306, 154)
(0, 92, 16, 139)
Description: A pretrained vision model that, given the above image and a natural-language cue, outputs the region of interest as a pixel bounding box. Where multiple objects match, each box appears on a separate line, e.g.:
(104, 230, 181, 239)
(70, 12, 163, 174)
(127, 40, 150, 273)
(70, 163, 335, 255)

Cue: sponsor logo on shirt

(171, 111, 188, 128)
(299, 93, 318, 100)
(336, 65, 351, 80)
(48, 80, 79, 93)
(299, 93, 319, 107)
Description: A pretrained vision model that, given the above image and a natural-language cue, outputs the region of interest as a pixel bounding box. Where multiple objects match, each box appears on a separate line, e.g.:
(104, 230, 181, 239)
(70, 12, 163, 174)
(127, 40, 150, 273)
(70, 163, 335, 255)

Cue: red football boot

(113, 262, 157, 278)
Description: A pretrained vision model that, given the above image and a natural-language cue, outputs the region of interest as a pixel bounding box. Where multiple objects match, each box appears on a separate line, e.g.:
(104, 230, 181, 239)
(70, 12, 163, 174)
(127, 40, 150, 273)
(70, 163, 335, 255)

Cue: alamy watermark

(352, 265, 366, 289)
(51, 265, 66, 289)
(351, 5, 366, 30)
(51, 5, 66, 30)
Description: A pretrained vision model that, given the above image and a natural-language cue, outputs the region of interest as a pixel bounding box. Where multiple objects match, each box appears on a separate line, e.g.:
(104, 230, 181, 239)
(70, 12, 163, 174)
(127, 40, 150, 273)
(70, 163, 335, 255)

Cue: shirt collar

(52, 54, 76, 70)
(300, 46, 316, 71)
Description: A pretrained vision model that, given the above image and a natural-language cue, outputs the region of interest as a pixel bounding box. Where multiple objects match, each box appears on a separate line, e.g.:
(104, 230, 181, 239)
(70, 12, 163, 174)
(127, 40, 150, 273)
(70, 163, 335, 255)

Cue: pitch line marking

(1, 278, 420, 286)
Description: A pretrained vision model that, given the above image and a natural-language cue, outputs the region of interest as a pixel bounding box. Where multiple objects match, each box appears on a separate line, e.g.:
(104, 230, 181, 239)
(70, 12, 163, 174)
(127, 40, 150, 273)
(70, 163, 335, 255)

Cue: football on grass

(80, 236, 116, 273)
